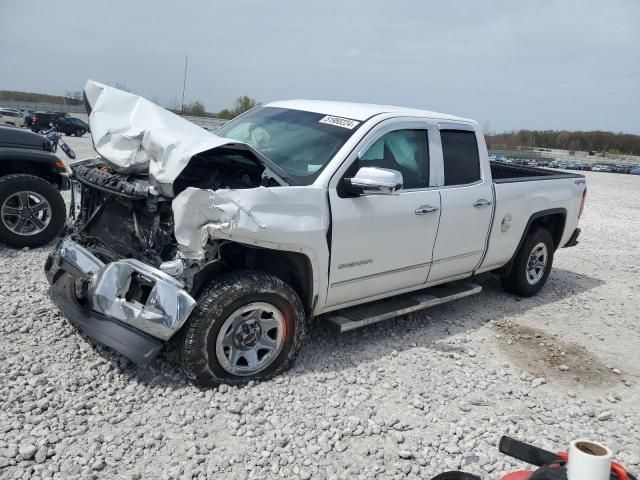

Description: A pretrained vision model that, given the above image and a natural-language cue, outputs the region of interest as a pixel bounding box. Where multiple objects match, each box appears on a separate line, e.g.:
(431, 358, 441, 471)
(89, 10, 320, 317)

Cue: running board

(326, 282, 482, 333)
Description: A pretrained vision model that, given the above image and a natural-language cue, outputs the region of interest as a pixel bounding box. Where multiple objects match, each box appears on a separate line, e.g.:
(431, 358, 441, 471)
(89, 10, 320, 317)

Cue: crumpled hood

(84, 80, 247, 185)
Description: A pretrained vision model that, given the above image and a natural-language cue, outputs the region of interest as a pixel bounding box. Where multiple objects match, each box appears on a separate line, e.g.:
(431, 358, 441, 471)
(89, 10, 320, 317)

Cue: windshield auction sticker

(319, 115, 360, 130)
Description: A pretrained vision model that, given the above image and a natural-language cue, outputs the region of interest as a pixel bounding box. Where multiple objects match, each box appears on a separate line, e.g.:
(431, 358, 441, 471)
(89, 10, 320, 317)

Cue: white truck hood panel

(84, 81, 328, 284)
(84, 80, 245, 184)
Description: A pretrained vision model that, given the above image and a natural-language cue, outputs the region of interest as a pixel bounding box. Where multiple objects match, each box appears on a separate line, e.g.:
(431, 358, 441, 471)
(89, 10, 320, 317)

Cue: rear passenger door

(427, 126, 493, 283)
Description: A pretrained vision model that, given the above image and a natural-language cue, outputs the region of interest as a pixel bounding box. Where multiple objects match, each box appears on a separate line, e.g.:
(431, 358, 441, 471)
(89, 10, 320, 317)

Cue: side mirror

(343, 167, 403, 196)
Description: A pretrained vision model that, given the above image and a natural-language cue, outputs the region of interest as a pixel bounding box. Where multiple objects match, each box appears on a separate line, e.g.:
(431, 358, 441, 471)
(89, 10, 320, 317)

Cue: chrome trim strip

(330, 262, 430, 288)
(432, 250, 484, 265)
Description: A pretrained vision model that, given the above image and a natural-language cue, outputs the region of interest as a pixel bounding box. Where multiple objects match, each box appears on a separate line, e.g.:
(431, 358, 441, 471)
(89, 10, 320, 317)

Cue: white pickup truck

(45, 82, 587, 386)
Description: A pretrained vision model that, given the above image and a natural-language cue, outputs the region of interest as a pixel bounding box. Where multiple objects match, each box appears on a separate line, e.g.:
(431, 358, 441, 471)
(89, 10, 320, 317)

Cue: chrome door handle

(415, 205, 438, 215)
(473, 199, 492, 208)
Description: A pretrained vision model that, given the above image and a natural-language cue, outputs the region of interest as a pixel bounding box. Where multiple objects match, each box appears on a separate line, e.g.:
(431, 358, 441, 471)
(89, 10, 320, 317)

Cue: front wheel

(180, 271, 306, 387)
(0, 174, 66, 248)
(501, 228, 554, 297)
(74, 129, 84, 137)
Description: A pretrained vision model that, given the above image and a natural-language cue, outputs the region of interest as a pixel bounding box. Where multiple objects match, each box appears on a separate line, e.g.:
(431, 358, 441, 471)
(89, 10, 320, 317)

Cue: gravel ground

(1, 135, 639, 479)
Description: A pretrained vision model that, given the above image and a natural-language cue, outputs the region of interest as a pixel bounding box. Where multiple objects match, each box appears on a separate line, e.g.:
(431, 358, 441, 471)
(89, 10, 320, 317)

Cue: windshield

(215, 106, 361, 185)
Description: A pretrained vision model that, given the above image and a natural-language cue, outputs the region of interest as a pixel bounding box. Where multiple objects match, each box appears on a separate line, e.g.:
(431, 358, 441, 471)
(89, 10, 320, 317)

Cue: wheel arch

(192, 242, 315, 316)
(500, 208, 566, 277)
(0, 157, 62, 188)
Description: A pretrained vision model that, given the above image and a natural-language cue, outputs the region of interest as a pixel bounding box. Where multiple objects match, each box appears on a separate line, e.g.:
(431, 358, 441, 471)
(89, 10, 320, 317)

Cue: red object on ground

(500, 451, 630, 480)
(501, 472, 533, 480)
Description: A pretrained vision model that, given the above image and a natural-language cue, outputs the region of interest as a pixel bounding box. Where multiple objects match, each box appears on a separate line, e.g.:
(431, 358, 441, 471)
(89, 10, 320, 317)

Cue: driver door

(325, 121, 441, 309)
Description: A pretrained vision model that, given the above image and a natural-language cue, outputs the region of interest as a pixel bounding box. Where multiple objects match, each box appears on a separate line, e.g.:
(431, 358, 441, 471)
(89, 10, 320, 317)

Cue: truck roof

(266, 99, 476, 124)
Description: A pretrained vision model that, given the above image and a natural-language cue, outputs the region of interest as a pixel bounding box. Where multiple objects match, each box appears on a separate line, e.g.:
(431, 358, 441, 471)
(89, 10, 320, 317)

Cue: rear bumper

(563, 228, 581, 248)
(45, 237, 196, 364)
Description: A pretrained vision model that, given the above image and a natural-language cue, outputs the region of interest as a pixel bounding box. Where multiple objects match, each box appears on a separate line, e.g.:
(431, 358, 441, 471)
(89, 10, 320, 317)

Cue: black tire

(180, 270, 306, 387)
(74, 129, 84, 137)
(0, 174, 66, 248)
(501, 228, 554, 297)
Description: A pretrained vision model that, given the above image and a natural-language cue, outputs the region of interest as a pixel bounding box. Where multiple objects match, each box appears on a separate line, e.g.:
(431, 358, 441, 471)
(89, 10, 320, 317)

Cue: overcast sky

(1, 0, 639, 133)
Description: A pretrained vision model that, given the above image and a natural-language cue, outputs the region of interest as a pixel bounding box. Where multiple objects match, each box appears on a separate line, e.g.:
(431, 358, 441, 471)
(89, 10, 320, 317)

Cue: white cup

(567, 440, 613, 480)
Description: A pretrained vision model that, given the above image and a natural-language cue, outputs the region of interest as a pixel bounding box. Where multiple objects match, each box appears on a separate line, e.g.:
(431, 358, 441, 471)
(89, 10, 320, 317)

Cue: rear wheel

(0, 174, 66, 248)
(74, 129, 84, 137)
(501, 228, 554, 297)
(180, 271, 306, 387)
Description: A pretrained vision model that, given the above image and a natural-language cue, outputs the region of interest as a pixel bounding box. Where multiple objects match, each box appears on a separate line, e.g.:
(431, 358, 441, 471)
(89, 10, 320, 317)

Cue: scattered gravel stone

(18, 443, 37, 461)
(531, 377, 546, 388)
(0, 162, 638, 479)
(29, 363, 44, 375)
(398, 450, 414, 459)
(597, 411, 614, 421)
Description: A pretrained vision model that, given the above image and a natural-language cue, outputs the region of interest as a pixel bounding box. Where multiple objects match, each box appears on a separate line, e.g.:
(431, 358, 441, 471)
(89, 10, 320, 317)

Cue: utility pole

(181, 54, 189, 116)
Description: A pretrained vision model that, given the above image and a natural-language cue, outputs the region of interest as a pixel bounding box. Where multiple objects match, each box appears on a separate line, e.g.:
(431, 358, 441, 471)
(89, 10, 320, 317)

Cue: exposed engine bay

(69, 150, 274, 268)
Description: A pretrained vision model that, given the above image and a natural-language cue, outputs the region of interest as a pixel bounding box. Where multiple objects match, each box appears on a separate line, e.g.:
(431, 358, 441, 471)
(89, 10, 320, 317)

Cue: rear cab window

(440, 129, 481, 186)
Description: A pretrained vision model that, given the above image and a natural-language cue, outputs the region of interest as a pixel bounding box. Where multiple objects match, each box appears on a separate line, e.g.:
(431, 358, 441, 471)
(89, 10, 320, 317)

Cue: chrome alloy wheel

(526, 242, 548, 285)
(1, 191, 51, 236)
(215, 302, 285, 376)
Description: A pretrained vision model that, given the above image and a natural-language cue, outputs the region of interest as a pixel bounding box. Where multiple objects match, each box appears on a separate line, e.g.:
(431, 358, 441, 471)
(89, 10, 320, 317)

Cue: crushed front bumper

(45, 238, 196, 365)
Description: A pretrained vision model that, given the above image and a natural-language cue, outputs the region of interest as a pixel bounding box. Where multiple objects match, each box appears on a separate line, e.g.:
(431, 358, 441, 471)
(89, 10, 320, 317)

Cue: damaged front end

(45, 149, 272, 364)
(45, 80, 328, 366)
(45, 237, 196, 364)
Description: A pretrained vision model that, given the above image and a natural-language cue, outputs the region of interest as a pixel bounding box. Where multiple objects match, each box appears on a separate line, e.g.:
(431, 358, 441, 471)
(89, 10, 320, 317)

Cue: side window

(440, 130, 481, 186)
(355, 129, 429, 189)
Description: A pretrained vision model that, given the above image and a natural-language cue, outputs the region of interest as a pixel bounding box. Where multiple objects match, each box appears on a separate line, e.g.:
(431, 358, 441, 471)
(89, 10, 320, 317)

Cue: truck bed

(490, 161, 584, 183)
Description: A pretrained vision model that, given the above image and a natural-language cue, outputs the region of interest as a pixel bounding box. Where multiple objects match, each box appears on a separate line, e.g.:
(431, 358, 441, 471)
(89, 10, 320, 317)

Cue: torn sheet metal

(172, 186, 330, 292)
(173, 186, 329, 253)
(84, 80, 245, 185)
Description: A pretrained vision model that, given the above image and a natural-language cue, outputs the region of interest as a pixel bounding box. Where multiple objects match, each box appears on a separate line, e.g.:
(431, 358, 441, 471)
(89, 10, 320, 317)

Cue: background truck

(45, 82, 587, 386)
(0, 126, 69, 247)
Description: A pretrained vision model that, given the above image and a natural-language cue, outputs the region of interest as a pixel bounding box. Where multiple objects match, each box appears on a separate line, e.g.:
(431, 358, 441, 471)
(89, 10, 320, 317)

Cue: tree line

(485, 130, 640, 156)
(0, 90, 78, 105)
(7, 88, 637, 155)
(2, 89, 259, 120)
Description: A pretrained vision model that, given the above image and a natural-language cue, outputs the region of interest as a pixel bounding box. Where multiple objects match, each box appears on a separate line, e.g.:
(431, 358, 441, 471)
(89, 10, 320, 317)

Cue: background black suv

(31, 112, 89, 136)
(54, 116, 89, 136)
(30, 111, 65, 131)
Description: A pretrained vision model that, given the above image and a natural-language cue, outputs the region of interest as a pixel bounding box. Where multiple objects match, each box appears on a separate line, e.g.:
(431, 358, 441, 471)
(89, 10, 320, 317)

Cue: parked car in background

(54, 116, 89, 136)
(31, 112, 62, 132)
(612, 165, 632, 174)
(0, 109, 25, 127)
(630, 167, 640, 175)
(0, 126, 70, 247)
(30, 111, 87, 135)
(592, 164, 613, 172)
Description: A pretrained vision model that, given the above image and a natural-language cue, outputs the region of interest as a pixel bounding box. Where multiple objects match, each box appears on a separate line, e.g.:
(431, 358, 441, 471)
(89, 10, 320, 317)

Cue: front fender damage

(171, 186, 330, 301)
